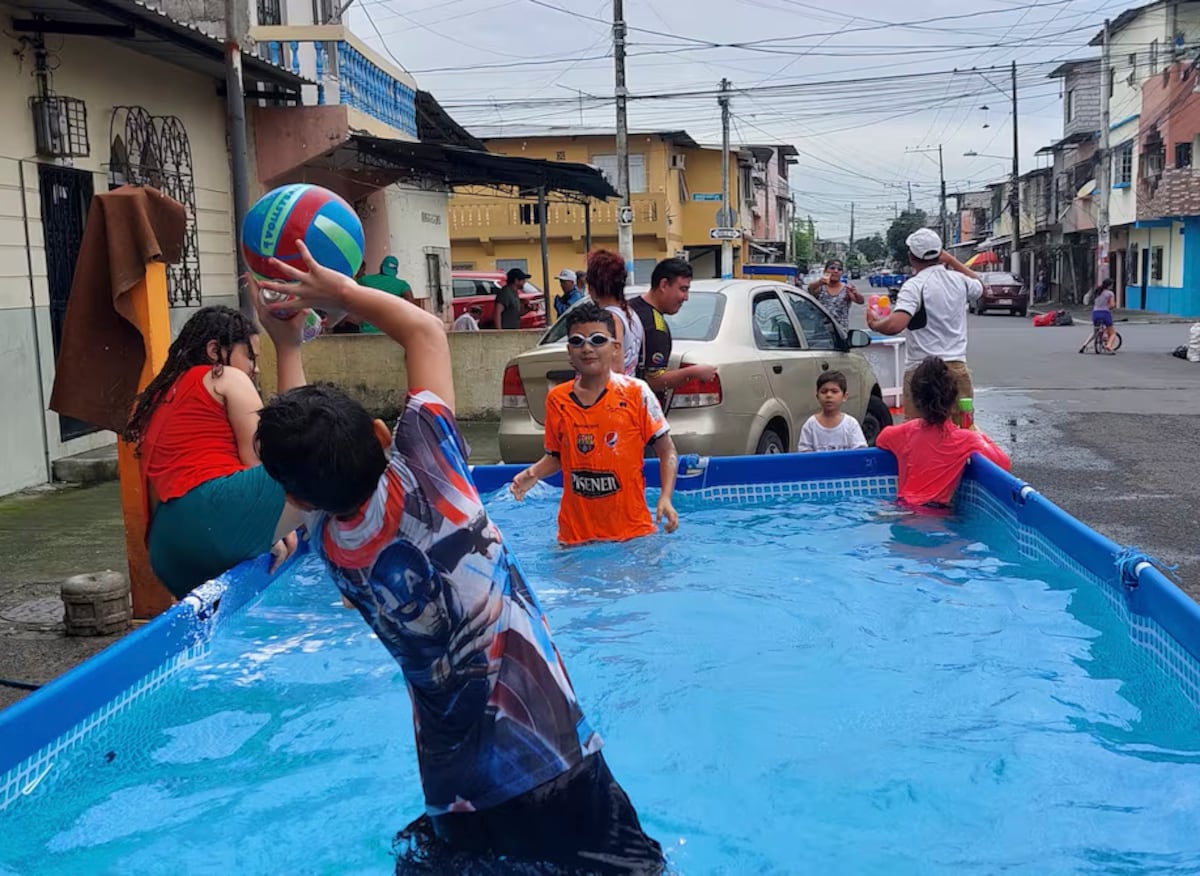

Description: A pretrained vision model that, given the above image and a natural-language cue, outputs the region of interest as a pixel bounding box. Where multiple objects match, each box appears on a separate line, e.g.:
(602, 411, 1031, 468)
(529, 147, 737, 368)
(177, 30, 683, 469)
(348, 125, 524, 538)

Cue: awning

(7, 0, 307, 94)
(977, 235, 1012, 250)
(286, 134, 619, 201)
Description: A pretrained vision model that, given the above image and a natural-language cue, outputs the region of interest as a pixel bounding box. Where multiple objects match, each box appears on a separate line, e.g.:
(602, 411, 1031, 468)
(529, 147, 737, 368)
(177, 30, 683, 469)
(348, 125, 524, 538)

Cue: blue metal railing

(335, 40, 416, 135)
(262, 39, 417, 137)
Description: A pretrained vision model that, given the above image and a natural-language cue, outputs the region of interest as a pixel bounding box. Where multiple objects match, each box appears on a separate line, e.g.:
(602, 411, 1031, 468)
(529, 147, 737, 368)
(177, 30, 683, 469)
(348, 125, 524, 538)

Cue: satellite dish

(1076, 178, 1098, 199)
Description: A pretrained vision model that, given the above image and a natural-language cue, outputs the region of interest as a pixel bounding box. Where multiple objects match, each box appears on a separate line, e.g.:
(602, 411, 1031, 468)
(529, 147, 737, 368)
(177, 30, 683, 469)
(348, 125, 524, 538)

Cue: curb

(1028, 306, 1195, 325)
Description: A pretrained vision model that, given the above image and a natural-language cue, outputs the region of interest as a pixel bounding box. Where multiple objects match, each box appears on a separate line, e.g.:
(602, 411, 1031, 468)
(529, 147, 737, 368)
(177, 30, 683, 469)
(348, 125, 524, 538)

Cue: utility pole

(938, 144, 947, 244)
(905, 145, 947, 242)
(1098, 18, 1112, 294)
(848, 201, 855, 257)
(906, 182, 914, 212)
(613, 0, 634, 280)
(537, 185, 550, 317)
(224, 0, 252, 316)
(1010, 59, 1021, 276)
(719, 78, 733, 279)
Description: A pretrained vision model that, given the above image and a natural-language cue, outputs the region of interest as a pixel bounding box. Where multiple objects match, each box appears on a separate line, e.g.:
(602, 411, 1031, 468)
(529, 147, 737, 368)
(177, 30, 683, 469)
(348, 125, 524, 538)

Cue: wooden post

(116, 262, 175, 618)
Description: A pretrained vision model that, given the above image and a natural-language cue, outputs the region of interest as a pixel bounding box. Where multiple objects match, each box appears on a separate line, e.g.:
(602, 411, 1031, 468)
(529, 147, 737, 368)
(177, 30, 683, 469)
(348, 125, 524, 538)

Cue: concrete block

(61, 570, 131, 636)
(52, 445, 119, 486)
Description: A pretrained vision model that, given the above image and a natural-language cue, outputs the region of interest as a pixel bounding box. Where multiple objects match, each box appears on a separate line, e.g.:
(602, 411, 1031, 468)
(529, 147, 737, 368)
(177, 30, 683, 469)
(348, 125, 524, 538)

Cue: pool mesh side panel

(0, 643, 209, 811)
(959, 478, 1200, 710)
(0, 553, 288, 813)
(693, 475, 897, 503)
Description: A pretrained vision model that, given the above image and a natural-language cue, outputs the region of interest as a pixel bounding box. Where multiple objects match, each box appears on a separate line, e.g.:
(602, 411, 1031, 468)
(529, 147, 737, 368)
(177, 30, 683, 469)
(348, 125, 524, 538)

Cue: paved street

(954, 311, 1200, 599)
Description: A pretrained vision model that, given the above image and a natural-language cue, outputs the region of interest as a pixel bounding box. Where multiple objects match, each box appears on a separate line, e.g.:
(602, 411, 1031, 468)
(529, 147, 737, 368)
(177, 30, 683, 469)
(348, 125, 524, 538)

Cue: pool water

(5, 489, 1200, 875)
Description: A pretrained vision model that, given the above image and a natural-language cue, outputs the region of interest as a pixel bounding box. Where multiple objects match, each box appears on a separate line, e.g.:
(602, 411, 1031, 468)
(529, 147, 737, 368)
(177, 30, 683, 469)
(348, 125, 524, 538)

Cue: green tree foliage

(856, 233, 887, 265)
(886, 210, 929, 265)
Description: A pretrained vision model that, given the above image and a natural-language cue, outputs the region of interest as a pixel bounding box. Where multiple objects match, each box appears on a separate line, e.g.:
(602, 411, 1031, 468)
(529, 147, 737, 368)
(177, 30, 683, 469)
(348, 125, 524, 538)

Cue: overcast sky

(347, 0, 1127, 238)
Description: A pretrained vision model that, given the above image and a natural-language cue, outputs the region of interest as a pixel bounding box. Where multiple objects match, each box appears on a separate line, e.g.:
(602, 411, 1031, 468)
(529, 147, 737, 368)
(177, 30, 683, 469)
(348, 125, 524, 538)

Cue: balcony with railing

(450, 193, 665, 242)
(250, 24, 417, 138)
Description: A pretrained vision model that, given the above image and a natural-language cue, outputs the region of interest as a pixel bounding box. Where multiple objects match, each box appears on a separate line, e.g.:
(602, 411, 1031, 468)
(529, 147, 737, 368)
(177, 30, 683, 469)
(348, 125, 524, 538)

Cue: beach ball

(242, 184, 364, 281)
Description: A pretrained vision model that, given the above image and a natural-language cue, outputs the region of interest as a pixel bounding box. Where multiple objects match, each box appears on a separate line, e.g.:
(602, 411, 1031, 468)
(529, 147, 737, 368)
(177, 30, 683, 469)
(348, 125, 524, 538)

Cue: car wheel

(1016, 307, 1027, 317)
(755, 428, 786, 454)
(862, 395, 893, 446)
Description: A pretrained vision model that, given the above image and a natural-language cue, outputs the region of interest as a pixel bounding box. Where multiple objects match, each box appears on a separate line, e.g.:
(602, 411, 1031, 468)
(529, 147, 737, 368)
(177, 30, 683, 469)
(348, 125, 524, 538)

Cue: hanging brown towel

(49, 186, 186, 434)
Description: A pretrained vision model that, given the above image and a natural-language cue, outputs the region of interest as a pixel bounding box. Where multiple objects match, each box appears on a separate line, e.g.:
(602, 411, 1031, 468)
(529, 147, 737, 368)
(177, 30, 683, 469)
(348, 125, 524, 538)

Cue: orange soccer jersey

(544, 373, 670, 545)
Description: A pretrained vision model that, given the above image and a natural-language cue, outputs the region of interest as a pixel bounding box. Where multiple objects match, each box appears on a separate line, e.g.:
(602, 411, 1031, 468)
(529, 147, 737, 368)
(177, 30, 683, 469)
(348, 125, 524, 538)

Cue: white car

(498, 279, 893, 462)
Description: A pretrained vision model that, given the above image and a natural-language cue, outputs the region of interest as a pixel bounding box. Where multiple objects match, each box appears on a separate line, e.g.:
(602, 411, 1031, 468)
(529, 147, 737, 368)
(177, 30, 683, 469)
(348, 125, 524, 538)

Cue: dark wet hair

(650, 257, 692, 290)
(1098, 278, 1114, 291)
(565, 300, 616, 335)
(817, 370, 848, 393)
(125, 305, 258, 449)
(910, 356, 959, 426)
(586, 249, 629, 316)
(256, 383, 388, 514)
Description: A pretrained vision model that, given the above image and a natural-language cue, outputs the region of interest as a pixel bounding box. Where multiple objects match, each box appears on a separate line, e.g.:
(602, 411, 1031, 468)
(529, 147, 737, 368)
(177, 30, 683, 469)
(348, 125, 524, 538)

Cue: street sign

(710, 227, 740, 241)
(692, 193, 722, 201)
(715, 207, 736, 226)
(618, 205, 634, 226)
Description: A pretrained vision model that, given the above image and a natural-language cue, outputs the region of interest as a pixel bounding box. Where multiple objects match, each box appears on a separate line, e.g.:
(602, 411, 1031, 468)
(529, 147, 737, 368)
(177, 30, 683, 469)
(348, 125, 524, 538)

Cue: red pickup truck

(451, 271, 547, 329)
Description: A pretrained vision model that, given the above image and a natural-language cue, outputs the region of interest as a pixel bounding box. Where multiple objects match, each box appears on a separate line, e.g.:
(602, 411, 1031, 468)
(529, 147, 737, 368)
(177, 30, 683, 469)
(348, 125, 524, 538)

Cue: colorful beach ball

(242, 184, 365, 281)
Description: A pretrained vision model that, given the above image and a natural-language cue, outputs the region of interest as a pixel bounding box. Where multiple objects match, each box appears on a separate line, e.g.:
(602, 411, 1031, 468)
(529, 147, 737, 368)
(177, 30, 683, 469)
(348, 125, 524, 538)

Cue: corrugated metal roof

(303, 135, 619, 200)
(7, 0, 308, 90)
(471, 126, 701, 148)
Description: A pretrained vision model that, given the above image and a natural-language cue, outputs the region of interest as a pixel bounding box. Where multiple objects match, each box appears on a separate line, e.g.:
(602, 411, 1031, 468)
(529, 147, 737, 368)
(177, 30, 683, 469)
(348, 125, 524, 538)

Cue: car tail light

(673, 373, 722, 408)
(502, 364, 528, 409)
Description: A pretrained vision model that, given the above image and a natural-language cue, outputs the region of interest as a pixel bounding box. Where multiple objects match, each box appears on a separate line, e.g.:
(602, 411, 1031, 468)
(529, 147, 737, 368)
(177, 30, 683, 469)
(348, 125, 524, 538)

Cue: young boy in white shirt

(797, 371, 868, 452)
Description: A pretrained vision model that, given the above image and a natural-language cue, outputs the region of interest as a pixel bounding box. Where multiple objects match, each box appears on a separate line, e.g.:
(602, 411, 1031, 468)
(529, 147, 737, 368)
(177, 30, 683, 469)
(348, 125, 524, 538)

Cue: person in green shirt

(358, 256, 413, 333)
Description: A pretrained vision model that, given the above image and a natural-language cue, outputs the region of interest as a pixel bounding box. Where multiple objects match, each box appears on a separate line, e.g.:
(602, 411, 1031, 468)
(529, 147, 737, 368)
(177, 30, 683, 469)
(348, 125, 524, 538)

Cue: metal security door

(38, 164, 95, 441)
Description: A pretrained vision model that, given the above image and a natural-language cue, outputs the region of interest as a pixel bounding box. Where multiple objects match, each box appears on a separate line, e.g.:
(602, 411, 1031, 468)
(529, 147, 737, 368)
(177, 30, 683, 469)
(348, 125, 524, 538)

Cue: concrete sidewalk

(0, 421, 502, 711)
(1030, 302, 1195, 325)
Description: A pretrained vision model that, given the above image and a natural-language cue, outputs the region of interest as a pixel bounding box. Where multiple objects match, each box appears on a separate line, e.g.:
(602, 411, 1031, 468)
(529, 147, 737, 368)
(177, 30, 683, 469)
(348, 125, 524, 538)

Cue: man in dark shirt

(494, 267, 528, 330)
(631, 258, 716, 410)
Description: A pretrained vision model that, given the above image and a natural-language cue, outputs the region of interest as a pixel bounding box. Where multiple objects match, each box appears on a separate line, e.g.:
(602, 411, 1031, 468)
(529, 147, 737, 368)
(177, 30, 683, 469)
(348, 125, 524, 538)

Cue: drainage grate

(0, 598, 63, 626)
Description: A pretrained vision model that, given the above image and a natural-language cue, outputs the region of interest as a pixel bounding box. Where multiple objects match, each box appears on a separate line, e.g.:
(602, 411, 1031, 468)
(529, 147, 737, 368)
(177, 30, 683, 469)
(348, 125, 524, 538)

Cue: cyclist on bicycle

(1091, 279, 1117, 354)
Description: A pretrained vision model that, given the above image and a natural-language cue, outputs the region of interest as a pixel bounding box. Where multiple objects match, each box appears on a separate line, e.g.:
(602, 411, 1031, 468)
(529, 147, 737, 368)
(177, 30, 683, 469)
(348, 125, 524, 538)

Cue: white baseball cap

(557, 268, 577, 282)
(906, 228, 943, 261)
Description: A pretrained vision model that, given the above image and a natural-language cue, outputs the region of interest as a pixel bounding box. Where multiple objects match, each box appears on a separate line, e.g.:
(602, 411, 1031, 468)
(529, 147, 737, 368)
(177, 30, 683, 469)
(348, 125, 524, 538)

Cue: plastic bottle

(957, 397, 975, 430)
(261, 287, 301, 321)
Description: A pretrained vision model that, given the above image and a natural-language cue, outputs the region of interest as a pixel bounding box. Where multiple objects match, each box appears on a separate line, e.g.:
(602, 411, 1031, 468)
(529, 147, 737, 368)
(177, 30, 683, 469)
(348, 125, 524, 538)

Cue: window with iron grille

(1152, 245, 1164, 281)
(257, 0, 281, 25)
(109, 106, 201, 307)
(1177, 142, 1192, 168)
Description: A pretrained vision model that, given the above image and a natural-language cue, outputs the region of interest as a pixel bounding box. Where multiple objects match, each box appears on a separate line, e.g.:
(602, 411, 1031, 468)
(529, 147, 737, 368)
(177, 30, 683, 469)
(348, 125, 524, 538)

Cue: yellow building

(448, 128, 750, 285)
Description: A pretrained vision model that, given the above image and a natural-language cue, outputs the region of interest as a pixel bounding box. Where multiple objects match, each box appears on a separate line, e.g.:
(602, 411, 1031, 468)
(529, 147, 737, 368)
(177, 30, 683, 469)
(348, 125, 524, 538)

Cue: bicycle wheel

(1111, 331, 1123, 352)
(1094, 327, 1105, 354)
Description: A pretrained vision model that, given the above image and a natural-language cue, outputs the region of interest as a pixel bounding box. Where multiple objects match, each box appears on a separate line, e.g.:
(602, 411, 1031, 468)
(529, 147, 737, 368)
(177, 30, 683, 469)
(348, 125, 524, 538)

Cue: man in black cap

(494, 267, 529, 330)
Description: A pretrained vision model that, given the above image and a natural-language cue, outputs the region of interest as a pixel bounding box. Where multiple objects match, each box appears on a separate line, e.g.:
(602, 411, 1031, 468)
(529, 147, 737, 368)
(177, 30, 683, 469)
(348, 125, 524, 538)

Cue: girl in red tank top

(125, 303, 309, 599)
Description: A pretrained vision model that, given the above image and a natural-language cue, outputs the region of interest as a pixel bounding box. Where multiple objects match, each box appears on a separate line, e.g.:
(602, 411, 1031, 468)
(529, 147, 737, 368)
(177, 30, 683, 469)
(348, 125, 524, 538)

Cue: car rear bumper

(498, 406, 757, 463)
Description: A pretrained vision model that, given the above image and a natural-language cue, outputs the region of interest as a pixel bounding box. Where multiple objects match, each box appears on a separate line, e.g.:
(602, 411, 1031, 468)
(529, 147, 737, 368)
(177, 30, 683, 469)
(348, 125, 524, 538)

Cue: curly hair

(586, 249, 629, 316)
(909, 356, 960, 426)
(125, 305, 258, 448)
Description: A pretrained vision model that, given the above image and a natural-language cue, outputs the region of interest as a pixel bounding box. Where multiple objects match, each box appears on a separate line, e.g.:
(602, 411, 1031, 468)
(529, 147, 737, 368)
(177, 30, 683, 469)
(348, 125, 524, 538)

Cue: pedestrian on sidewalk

(866, 229, 982, 419)
(807, 258, 863, 329)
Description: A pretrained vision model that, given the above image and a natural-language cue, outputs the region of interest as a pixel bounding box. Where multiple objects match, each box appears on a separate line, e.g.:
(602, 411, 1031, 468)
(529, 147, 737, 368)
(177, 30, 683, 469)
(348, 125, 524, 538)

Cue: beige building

(0, 0, 302, 495)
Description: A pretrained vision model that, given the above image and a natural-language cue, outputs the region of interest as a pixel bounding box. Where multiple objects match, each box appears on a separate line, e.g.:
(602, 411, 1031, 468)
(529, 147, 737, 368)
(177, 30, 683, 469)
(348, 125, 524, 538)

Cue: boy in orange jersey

(510, 301, 680, 545)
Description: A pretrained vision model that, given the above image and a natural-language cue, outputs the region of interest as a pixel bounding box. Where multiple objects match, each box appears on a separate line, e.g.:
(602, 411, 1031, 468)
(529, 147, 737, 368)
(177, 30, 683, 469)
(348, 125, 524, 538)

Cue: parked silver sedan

(498, 279, 893, 463)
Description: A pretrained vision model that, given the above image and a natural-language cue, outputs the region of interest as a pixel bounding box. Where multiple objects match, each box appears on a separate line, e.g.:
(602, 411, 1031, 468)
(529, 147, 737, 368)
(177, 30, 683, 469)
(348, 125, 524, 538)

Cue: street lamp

(963, 151, 1009, 160)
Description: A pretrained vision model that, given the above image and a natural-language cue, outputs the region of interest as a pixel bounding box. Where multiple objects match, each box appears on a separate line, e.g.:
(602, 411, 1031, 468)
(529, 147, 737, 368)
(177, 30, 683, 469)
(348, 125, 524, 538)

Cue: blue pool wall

(2, 449, 1198, 812)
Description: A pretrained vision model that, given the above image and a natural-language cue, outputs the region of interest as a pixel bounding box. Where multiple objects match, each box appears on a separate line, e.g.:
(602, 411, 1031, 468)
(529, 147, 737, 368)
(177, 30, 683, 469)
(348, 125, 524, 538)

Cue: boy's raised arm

(258, 241, 455, 411)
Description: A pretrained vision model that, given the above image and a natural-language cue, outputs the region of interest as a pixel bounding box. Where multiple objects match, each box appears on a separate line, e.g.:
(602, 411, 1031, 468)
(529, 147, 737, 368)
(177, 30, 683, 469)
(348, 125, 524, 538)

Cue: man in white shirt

(452, 304, 482, 332)
(866, 228, 982, 418)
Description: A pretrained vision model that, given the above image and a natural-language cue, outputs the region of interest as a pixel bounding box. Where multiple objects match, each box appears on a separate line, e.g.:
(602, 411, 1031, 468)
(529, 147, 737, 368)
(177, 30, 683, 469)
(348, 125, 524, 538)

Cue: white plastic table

(861, 335, 906, 408)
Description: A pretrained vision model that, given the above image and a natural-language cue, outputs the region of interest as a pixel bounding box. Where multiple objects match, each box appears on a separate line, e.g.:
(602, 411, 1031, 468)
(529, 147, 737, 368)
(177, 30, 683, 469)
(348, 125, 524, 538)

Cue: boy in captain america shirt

(254, 243, 664, 874)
